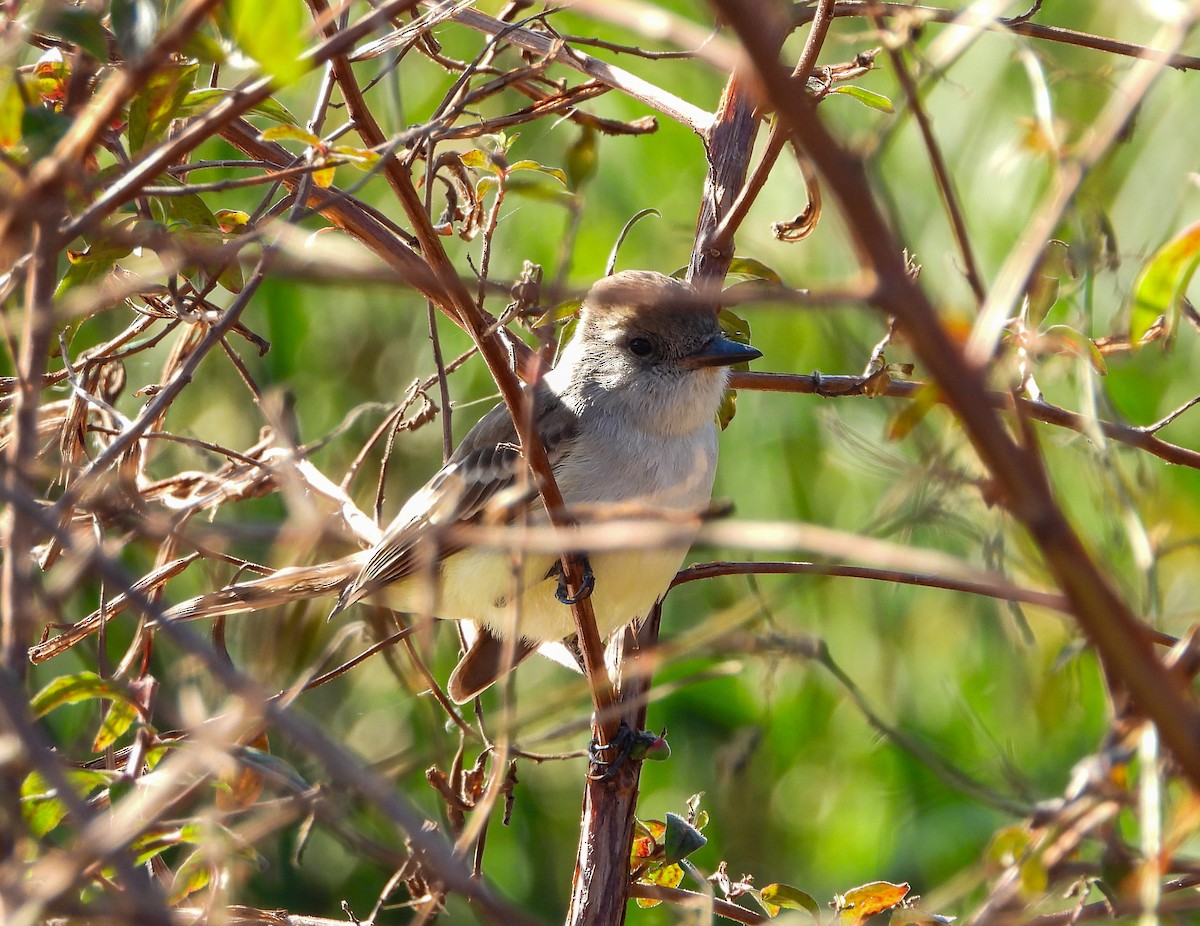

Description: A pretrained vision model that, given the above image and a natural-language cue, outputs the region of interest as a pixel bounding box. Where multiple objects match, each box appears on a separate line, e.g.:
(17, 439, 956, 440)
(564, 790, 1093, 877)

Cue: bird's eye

(628, 337, 654, 358)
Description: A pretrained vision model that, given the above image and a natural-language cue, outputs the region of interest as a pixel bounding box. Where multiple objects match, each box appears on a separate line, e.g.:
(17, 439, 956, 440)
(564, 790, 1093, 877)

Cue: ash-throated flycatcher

(165, 270, 762, 701)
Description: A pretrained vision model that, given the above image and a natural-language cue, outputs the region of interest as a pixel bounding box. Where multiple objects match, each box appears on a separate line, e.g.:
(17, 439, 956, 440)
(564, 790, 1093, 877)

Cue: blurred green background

(26, 0, 1200, 921)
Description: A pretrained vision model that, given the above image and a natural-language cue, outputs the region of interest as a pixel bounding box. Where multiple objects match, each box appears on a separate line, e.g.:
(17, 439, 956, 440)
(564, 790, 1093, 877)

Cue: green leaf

(662, 812, 706, 865)
(507, 160, 567, 185)
(178, 88, 298, 126)
(1128, 220, 1200, 345)
(330, 145, 381, 170)
(21, 105, 72, 160)
(475, 175, 499, 200)
(233, 746, 312, 795)
(727, 257, 783, 285)
(260, 124, 320, 146)
(230, 0, 309, 86)
(0, 77, 23, 149)
(38, 7, 110, 62)
(830, 85, 895, 113)
(128, 63, 198, 154)
(719, 308, 753, 345)
(460, 148, 497, 172)
(21, 768, 118, 837)
(565, 125, 598, 188)
(30, 671, 136, 717)
(93, 699, 139, 752)
(1041, 324, 1107, 375)
(759, 883, 821, 921)
(111, 0, 158, 60)
(169, 849, 212, 903)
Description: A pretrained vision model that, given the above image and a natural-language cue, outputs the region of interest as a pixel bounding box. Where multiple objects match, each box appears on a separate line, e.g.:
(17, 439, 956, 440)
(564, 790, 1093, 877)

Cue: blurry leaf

(1026, 240, 1070, 328)
(330, 144, 381, 170)
(0, 78, 23, 148)
(182, 28, 229, 65)
(21, 105, 71, 160)
(759, 883, 821, 921)
(662, 812, 706, 865)
(229, 0, 308, 86)
(533, 297, 581, 327)
(232, 744, 312, 795)
(38, 6, 109, 62)
(716, 384, 738, 431)
(215, 209, 251, 233)
(131, 821, 204, 866)
(30, 671, 136, 717)
(719, 308, 752, 345)
(311, 163, 335, 188)
(128, 63, 198, 153)
(717, 308, 754, 429)
(834, 880, 910, 926)
(476, 175, 499, 200)
(507, 160, 567, 185)
(1041, 325, 1107, 375)
(21, 768, 117, 837)
(217, 734, 271, 812)
(505, 174, 578, 206)
(887, 383, 940, 440)
(168, 849, 212, 903)
(728, 257, 783, 285)
(830, 85, 895, 113)
(630, 818, 666, 868)
(1128, 220, 1200, 345)
(635, 861, 684, 908)
(986, 826, 1032, 869)
(179, 88, 298, 126)
(150, 178, 218, 230)
(460, 148, 498, 172)
(1018, 854, 1048, 897)
(54, 238, 133, 300)
(111, 0, 158, 60)
(33, 50, 69, 108)
(566, 125, 598, 188)
(260, 124, 320, 146)
(93, 698, 139, 752)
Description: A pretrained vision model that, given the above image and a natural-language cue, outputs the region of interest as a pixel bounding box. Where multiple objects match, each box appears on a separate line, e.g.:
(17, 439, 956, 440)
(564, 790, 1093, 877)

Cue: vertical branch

(564, 74, 761, 926)
(0, 202, 60, 862)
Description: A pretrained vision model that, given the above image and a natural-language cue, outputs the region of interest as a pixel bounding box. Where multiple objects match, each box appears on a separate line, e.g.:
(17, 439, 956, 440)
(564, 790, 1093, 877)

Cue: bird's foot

(587, 722, 671, 781)
(552, 556, 595, 605)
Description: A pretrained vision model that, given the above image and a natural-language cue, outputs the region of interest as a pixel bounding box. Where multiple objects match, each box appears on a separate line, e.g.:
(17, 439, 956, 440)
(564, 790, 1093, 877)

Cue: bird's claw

(554, 557, 595, 605)
(587, 722, 670, 781)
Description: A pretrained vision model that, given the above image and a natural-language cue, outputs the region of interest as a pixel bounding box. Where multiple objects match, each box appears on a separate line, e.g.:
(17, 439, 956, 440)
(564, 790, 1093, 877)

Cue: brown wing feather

(447, 628, 539, 703)
(335, 383, 578, 611)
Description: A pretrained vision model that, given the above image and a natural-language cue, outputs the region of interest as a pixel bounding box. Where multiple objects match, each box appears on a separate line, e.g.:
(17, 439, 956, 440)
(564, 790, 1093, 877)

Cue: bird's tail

(161, 555, 365, 624)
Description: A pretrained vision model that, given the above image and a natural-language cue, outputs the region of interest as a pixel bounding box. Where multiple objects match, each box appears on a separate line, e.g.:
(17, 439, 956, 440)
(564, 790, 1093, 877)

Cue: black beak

(686, 335, 763, 369)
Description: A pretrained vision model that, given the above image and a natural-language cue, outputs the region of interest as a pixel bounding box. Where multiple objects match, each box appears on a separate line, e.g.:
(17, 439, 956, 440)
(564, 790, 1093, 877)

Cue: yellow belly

(376, 545, 689, 642)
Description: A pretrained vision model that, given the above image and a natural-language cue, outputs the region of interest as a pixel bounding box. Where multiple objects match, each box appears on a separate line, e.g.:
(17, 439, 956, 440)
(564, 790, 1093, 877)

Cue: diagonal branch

(710, 0, 1200, 791)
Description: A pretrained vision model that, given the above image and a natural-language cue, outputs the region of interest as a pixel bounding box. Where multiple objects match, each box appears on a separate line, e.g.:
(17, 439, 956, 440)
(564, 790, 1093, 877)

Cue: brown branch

(672, 559, 1071, 613)
(711, 0, 1200, 791)
(629, 884, 770, 924)
(399, 1, 717, 133)
(796, 2, 1200, 70)
(729, 370, 1200, 471)
(875, 19, 986, 304)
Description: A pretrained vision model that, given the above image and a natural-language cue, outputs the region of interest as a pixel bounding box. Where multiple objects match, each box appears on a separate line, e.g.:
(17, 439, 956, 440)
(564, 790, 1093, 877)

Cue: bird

(163, 270, 762, 702)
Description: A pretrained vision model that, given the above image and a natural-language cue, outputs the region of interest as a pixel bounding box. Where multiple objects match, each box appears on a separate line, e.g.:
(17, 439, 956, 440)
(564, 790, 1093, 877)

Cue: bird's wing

(335, 383, 578, 610)
(162, 555, 364, 623)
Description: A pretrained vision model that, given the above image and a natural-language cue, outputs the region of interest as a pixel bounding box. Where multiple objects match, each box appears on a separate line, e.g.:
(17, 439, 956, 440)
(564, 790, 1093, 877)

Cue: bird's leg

(550, 555, 594, 605)
(587, 722, 671, 781)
